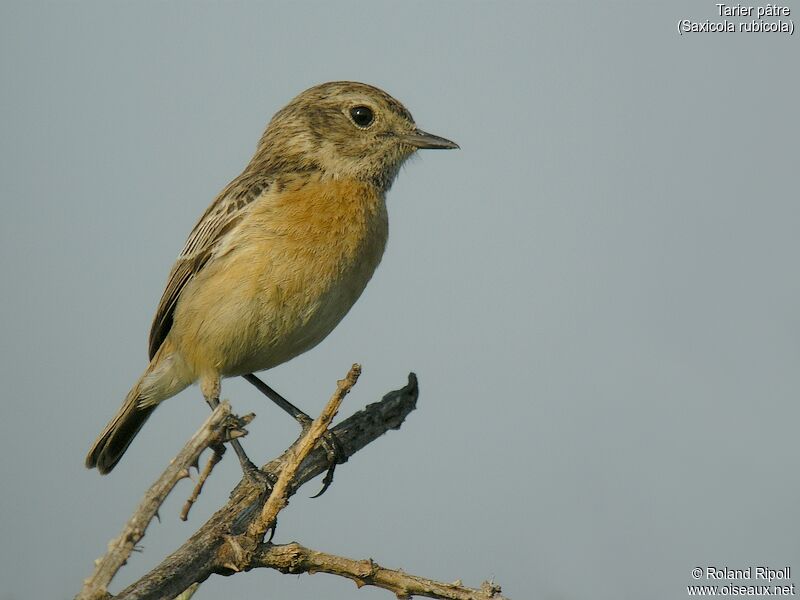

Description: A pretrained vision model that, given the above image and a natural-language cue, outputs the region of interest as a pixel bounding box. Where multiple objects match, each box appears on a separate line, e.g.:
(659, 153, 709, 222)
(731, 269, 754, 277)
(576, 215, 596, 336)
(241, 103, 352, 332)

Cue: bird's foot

(310, 427, 347, 498)
(239, 457, 277, 492)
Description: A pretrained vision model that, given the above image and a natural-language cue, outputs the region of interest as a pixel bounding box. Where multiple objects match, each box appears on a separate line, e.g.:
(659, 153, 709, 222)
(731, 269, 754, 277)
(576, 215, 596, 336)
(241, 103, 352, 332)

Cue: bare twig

(113, 373, 419, 600)
(255, 542, 508, 600)
(79, 370, 510, 600)
(247, 363, 361, 539)
(76, 402, 237, 600)
(180, 445, 226, 521)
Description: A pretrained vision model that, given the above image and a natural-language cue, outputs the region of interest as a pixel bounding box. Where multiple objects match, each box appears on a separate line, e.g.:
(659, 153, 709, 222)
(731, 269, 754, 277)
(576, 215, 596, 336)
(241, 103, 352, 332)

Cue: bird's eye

(349, 106, 374, 129)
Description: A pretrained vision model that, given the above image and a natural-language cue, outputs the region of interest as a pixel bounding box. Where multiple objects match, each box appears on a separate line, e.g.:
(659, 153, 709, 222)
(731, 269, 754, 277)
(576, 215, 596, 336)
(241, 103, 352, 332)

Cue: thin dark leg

(242, 373, 312, 427)
(204, 394, 273, 490)
(242, 372, 346, 497)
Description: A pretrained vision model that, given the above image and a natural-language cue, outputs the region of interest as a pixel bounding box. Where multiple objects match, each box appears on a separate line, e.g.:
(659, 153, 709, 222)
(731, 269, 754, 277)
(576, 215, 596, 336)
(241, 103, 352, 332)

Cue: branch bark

(254, 542, 508, 600)
(77, 401, 239, 600)
(112, 372, 420, 600)
(246, 364, 361, 540)
(78, 371, 508, 600)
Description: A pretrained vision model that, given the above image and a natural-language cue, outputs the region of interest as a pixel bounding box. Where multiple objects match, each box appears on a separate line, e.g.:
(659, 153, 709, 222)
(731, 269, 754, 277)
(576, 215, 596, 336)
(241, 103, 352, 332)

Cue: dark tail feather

(85, 387, 156, 475)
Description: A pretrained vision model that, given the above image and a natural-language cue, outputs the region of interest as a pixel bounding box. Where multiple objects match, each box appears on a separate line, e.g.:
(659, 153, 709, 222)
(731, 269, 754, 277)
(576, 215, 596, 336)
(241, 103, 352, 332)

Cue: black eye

(349, 106, 374, 128)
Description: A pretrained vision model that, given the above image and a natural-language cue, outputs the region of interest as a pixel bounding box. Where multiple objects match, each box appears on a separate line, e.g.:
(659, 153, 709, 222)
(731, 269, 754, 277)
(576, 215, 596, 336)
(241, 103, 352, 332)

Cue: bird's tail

(85, 383, 155, 474)
(86, 340, 190, 474)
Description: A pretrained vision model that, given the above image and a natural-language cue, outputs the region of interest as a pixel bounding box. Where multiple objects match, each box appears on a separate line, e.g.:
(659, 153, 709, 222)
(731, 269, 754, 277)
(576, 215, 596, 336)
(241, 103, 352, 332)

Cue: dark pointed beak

(401, 128, 459, 150)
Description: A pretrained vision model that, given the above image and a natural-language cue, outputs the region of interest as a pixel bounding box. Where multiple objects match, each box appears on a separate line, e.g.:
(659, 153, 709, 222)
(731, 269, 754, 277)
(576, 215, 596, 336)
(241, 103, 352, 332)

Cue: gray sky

(1, 2, 798, 599)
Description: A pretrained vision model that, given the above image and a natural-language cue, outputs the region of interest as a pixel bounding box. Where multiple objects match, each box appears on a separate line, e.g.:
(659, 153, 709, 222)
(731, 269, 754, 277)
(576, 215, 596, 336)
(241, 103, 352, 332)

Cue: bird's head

(252, 81, 458, 190)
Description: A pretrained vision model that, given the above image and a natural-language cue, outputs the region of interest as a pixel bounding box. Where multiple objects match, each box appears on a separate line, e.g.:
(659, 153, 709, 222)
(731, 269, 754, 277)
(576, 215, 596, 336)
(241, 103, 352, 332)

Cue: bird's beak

(401, 128, 459, 150)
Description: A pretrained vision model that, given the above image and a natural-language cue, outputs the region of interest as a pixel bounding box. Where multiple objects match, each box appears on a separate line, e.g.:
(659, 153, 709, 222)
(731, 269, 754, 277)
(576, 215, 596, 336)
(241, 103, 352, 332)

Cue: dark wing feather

(147, 174, 272, 359)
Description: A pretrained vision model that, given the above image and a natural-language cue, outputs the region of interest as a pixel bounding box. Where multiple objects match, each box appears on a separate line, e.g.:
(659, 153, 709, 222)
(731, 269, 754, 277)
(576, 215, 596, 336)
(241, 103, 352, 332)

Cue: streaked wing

(147, 173, 272, 359)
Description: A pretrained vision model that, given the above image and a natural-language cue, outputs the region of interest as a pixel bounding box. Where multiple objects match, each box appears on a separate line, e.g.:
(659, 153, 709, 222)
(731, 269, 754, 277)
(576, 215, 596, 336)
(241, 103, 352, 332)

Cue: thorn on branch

(75, 402, 234, 600)
(89, 373, 489, 600)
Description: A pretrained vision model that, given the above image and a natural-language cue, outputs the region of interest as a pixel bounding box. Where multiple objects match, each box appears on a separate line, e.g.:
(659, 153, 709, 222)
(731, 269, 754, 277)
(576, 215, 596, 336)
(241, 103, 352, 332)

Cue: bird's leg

(242, 373, 313, 428)
(201, 377, 274, 491)
(242, 373, 346, 497)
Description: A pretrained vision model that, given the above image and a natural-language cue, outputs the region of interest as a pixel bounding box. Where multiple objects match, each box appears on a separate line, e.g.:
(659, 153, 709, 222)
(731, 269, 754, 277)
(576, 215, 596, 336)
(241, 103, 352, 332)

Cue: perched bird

(86, 81, 458, 474)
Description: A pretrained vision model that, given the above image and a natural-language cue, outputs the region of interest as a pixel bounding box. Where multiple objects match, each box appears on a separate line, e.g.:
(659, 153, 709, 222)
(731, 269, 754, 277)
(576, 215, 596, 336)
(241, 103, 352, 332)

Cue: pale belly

(225, 257, 380, 376)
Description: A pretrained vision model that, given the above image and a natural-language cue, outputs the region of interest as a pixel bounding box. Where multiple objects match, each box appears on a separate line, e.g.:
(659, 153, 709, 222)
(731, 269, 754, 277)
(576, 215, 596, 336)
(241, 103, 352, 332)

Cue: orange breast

(172, 174, 389, 377)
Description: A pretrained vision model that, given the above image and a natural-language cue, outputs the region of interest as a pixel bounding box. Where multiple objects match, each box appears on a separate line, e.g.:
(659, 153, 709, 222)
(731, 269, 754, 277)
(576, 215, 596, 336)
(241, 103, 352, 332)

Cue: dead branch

(247, 363, 361, 540)
(109, 371, 418, 600)
(76, 401, 240, 600)
(254, 542, 508, 600)
(77, 370, 506, 600)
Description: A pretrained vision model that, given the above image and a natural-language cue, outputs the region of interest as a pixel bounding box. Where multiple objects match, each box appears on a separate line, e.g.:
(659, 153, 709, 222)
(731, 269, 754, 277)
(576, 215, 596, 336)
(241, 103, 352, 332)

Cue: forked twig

(246, 363, 361, 539)
(79, 371, 506, 600)
(76, 402, 237, 600)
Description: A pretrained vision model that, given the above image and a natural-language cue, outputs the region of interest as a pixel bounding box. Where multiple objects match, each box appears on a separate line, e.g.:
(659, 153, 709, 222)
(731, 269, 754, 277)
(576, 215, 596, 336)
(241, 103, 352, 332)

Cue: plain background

(1, 2, 798, 599)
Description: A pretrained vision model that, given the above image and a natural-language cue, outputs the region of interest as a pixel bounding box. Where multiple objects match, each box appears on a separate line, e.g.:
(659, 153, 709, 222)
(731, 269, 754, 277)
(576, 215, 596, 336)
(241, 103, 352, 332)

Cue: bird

(85, 81, 458, 474)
